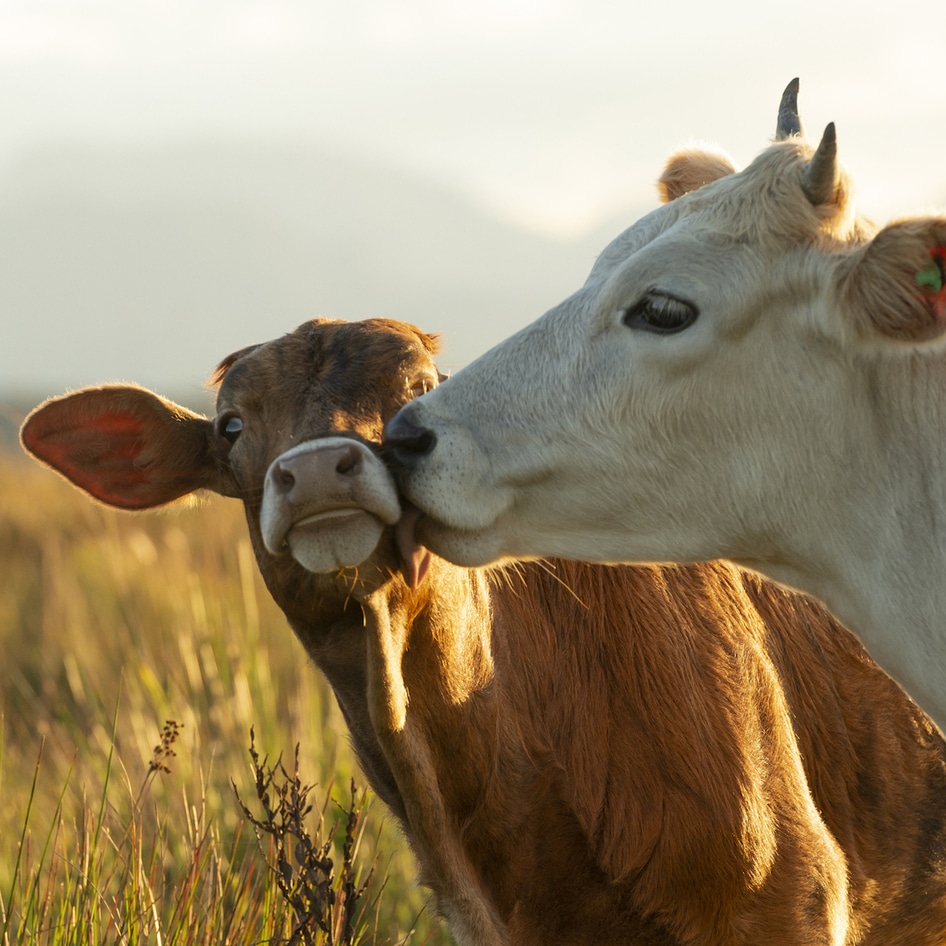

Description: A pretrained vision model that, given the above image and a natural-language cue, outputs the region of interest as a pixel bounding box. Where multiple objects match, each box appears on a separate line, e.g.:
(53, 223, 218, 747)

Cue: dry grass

(0, 450, 451, 945)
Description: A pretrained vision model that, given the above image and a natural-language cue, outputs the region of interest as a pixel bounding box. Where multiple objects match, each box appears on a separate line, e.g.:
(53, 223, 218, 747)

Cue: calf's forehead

(214, 318, 439, 431)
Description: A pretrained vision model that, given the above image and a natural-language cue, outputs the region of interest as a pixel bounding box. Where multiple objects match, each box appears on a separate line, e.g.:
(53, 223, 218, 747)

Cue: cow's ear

(657, 148, 737, 204)
(839, 217, 946, 345)
(20, 385, 231, 509)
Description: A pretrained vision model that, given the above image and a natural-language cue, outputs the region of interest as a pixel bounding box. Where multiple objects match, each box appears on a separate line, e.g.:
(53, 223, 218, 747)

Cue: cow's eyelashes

(217, 413, 244, 445)
(622, 292, 699, 335)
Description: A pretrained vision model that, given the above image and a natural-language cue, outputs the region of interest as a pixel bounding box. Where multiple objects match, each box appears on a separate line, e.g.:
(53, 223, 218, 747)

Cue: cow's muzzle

(384, 406, 437, 471)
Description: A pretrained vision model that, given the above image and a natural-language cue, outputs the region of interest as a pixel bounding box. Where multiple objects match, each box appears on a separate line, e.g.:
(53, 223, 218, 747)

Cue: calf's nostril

(335, 444, 361, 476)
(273, 462, 296, 494)
(384, 411, 438, 467)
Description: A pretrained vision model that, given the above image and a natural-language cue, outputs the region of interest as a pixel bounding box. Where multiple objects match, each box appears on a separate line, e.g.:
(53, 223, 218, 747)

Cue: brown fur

(19, 318, 946, 945)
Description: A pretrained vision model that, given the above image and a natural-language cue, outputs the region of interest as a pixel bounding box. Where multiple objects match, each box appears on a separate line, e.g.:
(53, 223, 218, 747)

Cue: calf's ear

(839, 217, 946, 345)
(20, 385, 231, 509)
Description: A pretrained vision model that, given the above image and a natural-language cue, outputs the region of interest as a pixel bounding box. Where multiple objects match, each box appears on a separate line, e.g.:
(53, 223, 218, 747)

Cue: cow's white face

(387, 136, 946, 584)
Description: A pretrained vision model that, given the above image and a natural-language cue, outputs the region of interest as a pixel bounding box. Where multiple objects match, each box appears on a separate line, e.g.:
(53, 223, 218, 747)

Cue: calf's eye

(622, 292, 699, 335)
(218, 414, 244, 445)
(409, 376, 437, 399)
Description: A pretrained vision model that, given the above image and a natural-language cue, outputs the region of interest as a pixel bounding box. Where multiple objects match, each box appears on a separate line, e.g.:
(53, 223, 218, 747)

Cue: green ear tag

(917, 259, 944, 294)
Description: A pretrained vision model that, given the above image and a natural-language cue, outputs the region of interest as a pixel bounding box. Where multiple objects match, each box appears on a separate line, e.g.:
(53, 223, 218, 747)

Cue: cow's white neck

(741, 354, 946, 725)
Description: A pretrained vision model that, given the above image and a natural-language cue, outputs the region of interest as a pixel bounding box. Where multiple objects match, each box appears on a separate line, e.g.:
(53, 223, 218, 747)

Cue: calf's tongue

(395, 505, 432, 589)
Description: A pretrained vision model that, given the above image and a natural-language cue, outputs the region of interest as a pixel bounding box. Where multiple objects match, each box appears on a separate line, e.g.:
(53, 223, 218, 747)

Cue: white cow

(385, 80, 946, 729)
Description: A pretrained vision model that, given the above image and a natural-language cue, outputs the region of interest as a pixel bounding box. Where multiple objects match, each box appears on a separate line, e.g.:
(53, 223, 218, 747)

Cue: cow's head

(385, 81, 946, 579)
(21, 319, 443, 617)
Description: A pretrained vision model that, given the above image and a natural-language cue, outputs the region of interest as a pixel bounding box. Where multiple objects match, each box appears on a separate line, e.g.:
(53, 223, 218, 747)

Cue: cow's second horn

(775, 78, 803, 140)
(800, 122, 839, 206)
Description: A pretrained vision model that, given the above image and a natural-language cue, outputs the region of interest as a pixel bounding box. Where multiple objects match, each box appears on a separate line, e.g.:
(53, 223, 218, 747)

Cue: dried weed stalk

(233, 729, 373, 946)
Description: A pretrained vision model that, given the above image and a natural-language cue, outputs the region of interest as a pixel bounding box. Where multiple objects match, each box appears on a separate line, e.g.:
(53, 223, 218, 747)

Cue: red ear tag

(916, 248, 946, 322)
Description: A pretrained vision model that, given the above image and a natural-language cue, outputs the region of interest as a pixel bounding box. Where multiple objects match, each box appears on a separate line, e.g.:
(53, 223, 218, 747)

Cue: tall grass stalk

(0, 738, 45, 943)
(0, 452, 450, 944)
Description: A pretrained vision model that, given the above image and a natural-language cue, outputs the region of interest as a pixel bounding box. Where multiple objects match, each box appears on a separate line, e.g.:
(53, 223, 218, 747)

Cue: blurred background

(1, 0, 945, 417)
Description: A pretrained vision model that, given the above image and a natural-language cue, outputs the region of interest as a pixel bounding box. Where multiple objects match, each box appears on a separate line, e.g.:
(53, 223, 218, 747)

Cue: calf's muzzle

(260, 436, 402, 573)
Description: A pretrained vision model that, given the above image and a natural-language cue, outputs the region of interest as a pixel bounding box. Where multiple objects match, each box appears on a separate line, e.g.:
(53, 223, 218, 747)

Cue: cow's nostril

(385, 411, 437, 467)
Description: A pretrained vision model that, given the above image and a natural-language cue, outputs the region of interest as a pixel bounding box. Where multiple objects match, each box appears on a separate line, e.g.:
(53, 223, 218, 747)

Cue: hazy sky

(2, 1, 945, 238)
(2, 1, 946, 402)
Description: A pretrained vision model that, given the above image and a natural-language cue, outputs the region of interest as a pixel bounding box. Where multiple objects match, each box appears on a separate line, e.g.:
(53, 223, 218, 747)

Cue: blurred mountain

(0, 142, 648, 405)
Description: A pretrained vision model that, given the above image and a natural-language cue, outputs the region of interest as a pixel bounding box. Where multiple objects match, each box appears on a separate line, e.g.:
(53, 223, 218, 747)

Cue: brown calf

(20, 317, 946, 945)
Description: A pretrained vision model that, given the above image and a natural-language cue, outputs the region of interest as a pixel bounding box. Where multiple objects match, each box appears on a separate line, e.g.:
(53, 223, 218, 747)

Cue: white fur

(391, 141, 946, 729)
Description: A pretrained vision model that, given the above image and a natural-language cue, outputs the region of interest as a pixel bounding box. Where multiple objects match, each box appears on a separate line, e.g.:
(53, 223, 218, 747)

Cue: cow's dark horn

(775, 78, 803, 140)
(800, 122, 839, 206)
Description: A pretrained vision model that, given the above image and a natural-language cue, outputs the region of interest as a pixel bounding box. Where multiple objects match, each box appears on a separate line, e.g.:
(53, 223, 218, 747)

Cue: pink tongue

(395, 505, 432, 589)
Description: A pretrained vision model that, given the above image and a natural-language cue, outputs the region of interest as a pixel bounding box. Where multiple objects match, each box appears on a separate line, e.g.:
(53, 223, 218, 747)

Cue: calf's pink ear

(657, 148, 737, 203)
(20, 385, 224, 509)
(840, 218, 946, 344)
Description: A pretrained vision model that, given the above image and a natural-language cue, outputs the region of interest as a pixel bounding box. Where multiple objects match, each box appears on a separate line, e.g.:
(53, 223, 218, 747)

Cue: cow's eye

(217, 413, 244, 445)
(622, 292, 699, 335)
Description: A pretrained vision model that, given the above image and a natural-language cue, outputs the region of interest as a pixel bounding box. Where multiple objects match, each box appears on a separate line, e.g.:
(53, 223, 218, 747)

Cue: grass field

(0, 449, 452, 945)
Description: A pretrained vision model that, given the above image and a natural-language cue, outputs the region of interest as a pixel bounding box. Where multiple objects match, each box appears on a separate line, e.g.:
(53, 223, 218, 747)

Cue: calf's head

(21, 318, 442, 606)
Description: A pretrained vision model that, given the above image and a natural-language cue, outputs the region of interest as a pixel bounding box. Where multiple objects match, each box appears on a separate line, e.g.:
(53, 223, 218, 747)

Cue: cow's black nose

(384, 410, 437, 468)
